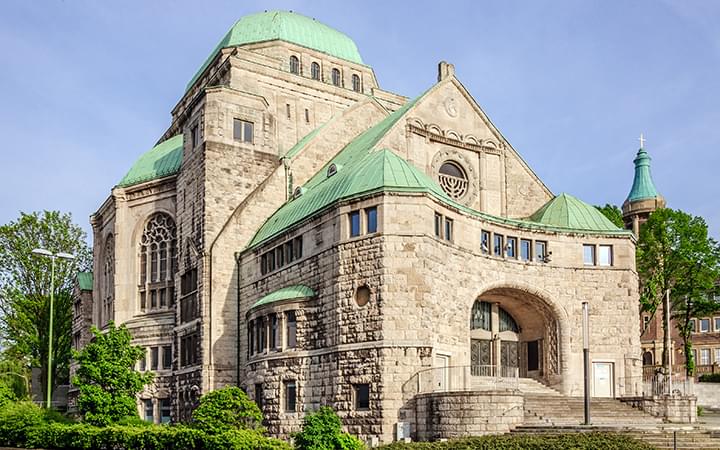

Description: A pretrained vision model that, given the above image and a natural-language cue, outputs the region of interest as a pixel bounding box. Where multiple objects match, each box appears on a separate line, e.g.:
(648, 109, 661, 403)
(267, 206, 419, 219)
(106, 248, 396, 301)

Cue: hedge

(378, 433, 655, 450)
(698, 373, 720, 383)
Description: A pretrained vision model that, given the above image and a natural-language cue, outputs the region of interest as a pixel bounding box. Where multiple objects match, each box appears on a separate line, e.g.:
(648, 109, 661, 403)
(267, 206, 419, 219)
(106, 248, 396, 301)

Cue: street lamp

(31, 248, 75, 408)
(582, 301, 590, 425)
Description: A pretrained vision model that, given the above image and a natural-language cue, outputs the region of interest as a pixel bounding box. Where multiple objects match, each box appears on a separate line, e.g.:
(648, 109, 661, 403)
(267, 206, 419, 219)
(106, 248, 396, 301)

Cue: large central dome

(187, 10, 364, 90)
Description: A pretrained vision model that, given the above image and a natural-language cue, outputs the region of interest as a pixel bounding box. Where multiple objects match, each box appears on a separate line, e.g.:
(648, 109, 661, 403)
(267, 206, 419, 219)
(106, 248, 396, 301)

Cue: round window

(355, 285, 371, 307)
(438, 161, 468, 199)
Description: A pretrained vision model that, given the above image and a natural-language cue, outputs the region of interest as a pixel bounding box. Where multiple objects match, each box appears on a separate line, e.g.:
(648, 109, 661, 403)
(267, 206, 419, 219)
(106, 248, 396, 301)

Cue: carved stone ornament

(444, 97, 458, 118)
(431, 150, 477, 205)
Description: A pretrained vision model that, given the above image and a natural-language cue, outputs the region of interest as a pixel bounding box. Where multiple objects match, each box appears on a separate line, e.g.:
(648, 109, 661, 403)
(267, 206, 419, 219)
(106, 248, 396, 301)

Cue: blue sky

(1, 0, 718, 241)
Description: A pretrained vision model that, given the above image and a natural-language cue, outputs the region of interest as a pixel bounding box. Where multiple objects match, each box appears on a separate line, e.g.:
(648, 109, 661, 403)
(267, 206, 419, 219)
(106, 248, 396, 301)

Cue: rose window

(438, 161, 468, 199)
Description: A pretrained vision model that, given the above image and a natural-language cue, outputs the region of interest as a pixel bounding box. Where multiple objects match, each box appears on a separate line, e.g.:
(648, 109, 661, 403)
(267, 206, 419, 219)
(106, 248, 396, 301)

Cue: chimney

(438, 61, 455, 81)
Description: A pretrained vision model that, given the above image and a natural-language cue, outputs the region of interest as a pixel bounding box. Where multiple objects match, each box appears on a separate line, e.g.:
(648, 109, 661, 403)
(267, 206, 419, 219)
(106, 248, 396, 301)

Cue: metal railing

(410, 365, 520, 395)
(618, 373, 695, 397)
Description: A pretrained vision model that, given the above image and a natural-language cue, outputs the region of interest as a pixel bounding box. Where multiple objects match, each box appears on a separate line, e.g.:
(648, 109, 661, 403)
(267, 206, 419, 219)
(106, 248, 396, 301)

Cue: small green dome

(529, 193, 621, 232)
(118, 135, 183, 187)
(187, 11, 364, 91)
(626, 147, 660, 203)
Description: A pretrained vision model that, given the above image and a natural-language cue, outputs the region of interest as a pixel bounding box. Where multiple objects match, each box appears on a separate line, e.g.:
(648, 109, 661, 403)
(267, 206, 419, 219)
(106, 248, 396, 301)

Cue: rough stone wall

(414, 391, 524, 440)
(68, 286, 94, 411)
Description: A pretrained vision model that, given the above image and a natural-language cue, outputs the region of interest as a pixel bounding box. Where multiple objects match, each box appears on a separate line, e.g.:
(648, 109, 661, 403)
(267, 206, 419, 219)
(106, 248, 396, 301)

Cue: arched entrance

(470, 287, 562, 382)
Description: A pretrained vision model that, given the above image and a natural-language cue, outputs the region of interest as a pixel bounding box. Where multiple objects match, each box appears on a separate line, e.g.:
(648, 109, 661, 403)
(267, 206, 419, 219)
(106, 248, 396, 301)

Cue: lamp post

(582, 301, 590, 425)
(31, 248, 75, 408)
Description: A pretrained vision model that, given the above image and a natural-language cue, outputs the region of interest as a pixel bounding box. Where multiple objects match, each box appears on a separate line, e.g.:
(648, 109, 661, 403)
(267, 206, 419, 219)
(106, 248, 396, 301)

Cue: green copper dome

(626, 147, 660, 202)
(187, 11, 364, 91)
(118, 135, 184, 187)
(529, 193, 621, 232)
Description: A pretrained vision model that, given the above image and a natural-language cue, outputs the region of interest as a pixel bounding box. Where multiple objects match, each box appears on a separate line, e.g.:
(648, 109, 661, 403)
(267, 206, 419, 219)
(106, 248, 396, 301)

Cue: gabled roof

(187, 11, 364, 91)
(118, 135, 183, 188)
(77, 272, 93, 291)
(626, 147, 661, 203)
(528, 193, 621, 232)
(251, 285, 315, 310)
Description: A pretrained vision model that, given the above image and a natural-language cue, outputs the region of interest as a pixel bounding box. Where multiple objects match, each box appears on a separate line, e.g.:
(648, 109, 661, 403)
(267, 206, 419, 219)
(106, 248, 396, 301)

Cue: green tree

(192, 386, 263, 433)
(594, 204, 624, 228)
(293, 407, 364, 450)
(637, 208, 720, 375)
(0, 211, 91, 402)
(73, 322, 153, 426)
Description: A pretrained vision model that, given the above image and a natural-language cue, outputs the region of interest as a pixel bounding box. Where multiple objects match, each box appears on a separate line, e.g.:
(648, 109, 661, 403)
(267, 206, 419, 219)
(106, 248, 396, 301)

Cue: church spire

(622, 134, 666, 236)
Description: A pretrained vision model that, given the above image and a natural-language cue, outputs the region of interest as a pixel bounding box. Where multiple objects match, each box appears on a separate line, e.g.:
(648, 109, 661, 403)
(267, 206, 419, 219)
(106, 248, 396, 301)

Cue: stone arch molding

(473, 281, 570, 378)
(431, 149, 477, 206)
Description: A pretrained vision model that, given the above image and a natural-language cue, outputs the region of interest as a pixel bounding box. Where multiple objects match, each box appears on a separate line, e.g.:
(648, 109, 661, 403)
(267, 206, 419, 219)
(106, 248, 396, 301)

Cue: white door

(434, 355, 450, 391)
(592, 362, 614, 397)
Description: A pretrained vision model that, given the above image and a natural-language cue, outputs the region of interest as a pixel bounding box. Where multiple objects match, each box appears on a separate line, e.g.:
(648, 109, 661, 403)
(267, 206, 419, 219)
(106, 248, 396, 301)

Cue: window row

(692, 347, 720, 366)
(690, 317, 720, 334)
(180, 333, 200, 367)
(143, 398, 172, 424)
(260, 236, 304, 275)
(583, 244, 613, 266)
(349, 207, 378, 238)
(481, 230, 548, 263)
(434, 213, 453, 241)
(254, 380, 369, 413)
(288, 56, 362, 92)
(138, 345, 172, 371)
(248, 310, 297, 356)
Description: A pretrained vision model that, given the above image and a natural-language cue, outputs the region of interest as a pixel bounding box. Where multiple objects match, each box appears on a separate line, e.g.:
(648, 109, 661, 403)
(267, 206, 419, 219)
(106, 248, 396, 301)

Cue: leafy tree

(0, 211, 91, 401)
(73, 322, 153, 426)
(293, 407, 364, 450)
(0, 354, 30, 400)
(637, 208, 720, 375)
(192, 386, 263, 434)
(594, 204, 624, 228)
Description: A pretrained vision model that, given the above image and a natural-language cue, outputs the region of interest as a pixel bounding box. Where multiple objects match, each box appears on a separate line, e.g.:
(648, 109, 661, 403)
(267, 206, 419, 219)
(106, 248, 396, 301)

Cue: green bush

(0, 401, 46, 447)
(192, 386, 263, 434)
(698, 372, 720, 383)
(293, 407, 364, 450)
(0, 382, 17, 407)
(378, 433, 654, 450)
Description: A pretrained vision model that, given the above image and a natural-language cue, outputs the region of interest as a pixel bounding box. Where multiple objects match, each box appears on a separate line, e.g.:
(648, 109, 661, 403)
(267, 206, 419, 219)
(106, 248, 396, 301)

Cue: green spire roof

(529, 193, 621, 232)
(251, 285, 315, 309)
(626, 147, 660, 202)
(187, 11, 364, 91)
(77, 272, 93, 291)
(118, 135, 184, 188)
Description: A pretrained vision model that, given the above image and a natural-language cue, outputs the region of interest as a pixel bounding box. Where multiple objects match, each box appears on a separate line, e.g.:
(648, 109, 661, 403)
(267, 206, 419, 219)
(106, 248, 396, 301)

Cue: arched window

(103, 235, 115, 325)
(139, 213, 177, 312)
(289, 56, 300, 75)
(499, 307, 519, 333)
(470, 300, 491, 331)
(438, 161, 469, 200)
(642, 351, 654, 366)
(311, 62, 320, 80)
(331, 68, 341, 86)
(351, 74, 361, 92)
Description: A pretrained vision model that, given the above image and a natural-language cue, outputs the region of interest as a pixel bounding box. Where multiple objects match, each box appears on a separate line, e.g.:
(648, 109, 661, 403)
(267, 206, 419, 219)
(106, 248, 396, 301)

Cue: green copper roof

(187, 11, 364, 91)
(529, 193, 622, 232)
(118, 135, 183, 187)
(284, 123, 326, 159)
(626, 147, 660, 202)
(77, 272, 93, 291)
(251, 285, 315, 309)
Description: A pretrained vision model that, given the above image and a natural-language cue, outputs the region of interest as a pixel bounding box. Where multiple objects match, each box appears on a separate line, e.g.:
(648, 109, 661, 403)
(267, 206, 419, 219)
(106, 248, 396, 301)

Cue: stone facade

(79, 11, 643, 443)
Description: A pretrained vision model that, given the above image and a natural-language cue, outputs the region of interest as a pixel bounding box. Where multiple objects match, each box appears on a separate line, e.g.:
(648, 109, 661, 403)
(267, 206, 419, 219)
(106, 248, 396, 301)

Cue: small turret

(622, 135, 665, 236)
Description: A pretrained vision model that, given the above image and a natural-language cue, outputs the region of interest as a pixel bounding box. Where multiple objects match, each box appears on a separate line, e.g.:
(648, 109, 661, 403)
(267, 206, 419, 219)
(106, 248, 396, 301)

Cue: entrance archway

(470, 287, 563, 382)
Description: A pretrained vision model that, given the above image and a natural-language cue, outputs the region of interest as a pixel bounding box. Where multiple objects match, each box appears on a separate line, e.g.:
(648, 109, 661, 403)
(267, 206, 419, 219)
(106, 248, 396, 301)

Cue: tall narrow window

(180, 268, 198, 323)
(310, 62, 320, 80)
(233, 119, 253, 143)
(286, 311, 297, 349)
(270, 314, 279, 349)
(351, 74, 361, 92)
(331, 68, 341, 86)
(520, 239, 531, 262)
(583, 244, 595, 266)
(255, 383, 264, 408)
(304, 108, 310, 123)
(139, 213, 177, 312)
(434, 213, 442, 238)
(160, 399, 171, 424)
(103, 235, 115, 326)
(493, 234, 504, 257)
(350, 211, 361, 237)
(598, 245, 612, 266)
(191, 124, 199, 148)
(506, 237, 517, 259)
(151, 347, 159, 370)
(354, 384, 370, 410)
(144, 399, 154, 422)
(286, 104, 291, 119)
(293, 236, 303, 260)
(162, 345, 172, 369)
(444, 218, 453, 241)
(481, 231, 490, 254)
(535, 241, 547, 263)
(289, 55, 300, 74)
(284, 380, 297, 412)
(366, 207, 377, 234)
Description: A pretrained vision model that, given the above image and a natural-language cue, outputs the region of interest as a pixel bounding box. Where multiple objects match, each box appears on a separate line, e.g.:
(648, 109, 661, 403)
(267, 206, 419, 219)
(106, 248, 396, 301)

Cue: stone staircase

(521, 394, 663, 426)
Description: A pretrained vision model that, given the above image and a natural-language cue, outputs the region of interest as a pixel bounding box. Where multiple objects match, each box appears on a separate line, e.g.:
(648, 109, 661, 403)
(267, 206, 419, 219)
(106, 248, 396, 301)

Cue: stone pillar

(492, 303, 501, 375)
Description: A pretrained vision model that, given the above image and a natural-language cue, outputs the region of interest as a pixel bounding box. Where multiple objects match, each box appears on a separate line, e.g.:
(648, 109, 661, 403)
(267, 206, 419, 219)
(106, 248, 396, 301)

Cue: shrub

(192, 386, 263, 434)
(0, 382, 17, 407)
(378, 433, 654, 449)
(293, 407, 364, 450)
(698, 373, 720, 383)
(0, 401, 46, 447)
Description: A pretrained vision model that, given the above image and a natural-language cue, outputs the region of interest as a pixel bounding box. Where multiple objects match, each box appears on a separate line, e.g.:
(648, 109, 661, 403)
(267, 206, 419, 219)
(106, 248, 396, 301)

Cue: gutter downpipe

(235, 251, 242, 387)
